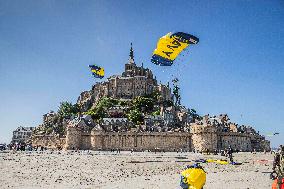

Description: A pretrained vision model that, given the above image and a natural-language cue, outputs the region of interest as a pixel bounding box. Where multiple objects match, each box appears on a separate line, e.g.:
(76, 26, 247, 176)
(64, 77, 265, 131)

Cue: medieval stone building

(32, 44, 270, 152)
(77, 44, 172, 112)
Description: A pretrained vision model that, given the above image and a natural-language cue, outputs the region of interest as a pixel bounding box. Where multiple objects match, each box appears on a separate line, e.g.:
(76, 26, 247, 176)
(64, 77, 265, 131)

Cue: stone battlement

(31, 46, 270, 153)
(190, 124, 218, 134)
(32, 127, 270, 152)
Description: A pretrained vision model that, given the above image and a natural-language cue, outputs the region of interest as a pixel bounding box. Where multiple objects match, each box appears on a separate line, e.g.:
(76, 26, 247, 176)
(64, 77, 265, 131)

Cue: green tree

(58, 101, 79, 119)
(45, 127, 53, 134)
(188, 108, 201, 122)
(163, 100, 174, 107)
(127, 109, 144, 125)
(144, 90, 161, 102)
(133, 96, 154, 113)
(85, 97, 122, 121)
(152, 110, 160, 116)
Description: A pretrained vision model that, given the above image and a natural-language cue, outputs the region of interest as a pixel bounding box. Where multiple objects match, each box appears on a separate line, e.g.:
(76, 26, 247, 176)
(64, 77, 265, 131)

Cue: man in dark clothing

(228, 146, 234, 163)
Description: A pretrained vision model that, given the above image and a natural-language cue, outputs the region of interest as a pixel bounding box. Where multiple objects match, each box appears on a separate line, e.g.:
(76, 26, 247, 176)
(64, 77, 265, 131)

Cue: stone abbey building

(32, 44, 270, 152)
(77, 43, 171, 112)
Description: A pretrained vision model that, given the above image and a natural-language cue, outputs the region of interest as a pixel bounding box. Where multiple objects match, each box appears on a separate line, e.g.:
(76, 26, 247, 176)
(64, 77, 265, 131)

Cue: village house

(12, 126, 35, 143)
(101, 118, 132, 132)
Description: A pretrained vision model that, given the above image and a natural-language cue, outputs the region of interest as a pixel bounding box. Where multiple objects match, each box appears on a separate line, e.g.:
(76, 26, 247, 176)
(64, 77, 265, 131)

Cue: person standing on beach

(227, 146, 234, 163)
(271, 145, 284, 189)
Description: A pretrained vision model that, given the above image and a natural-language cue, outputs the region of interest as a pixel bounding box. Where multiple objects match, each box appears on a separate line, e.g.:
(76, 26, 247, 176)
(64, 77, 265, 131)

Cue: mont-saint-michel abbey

(77, 44, 171, 112)
(4, 1, 284, 188)
(32, 45, 270, 152)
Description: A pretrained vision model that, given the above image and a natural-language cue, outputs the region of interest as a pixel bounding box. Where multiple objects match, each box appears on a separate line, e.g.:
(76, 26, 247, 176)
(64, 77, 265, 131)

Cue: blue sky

(0, 0, 283, 147)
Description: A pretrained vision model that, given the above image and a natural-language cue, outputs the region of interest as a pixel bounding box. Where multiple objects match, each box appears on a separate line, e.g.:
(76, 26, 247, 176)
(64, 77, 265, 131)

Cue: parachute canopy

(180, 164, 206, 189)
(89, 64, 104, 79)
(266, 132, 280, 137)
(151, 32, 199, 66)
(206, 159, 229, 165)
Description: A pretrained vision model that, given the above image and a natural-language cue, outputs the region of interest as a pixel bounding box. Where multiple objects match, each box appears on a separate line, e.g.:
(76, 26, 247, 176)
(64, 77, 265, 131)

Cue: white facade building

(12, 126, 35, 143)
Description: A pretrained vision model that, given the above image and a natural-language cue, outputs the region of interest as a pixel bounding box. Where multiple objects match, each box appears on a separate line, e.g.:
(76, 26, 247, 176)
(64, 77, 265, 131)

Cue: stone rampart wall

(32, 135, 65, 149)
(81, 134, 92, 150)
(63, 128, 93, 150)
(190, 124, 218, 152)
(64, 127, 82, 150)
(190, 124, 217, 134)
(33, 127, 270, 152)
(218, 132, 252, 151)
(90, 132, 192, 151)
(191, 132, 217, 152)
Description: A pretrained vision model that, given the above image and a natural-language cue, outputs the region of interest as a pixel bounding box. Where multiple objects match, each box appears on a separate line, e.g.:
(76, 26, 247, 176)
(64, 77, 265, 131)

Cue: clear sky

(0, 0, 283, 147)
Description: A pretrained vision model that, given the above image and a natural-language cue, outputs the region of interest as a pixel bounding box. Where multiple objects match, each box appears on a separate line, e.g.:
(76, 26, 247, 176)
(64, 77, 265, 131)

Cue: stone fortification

(190, 123, 252, 152)
(48, 125, 269, 152)
(32, 113, 270, 152)
(64, 127, 82, 150)
(191, 124, 218, 152)
(64, 128, 192, 151)
(217, 132, 251, 152)
(32, 135, 65, 149)
(189, 117, 270, 152)
(91, 131, 191, 151)
(31, 45, 270, 153)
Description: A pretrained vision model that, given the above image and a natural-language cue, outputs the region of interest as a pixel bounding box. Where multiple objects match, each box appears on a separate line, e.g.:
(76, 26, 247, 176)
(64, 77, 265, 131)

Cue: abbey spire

(128, 43, 135, 64)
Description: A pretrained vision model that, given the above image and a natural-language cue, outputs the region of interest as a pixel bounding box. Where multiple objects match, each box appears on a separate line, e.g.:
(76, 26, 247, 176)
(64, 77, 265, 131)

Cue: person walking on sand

(228, 146, 234, 163)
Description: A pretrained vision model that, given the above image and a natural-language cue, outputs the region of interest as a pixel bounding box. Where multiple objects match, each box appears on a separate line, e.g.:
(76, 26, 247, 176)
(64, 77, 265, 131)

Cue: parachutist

(151, 32, 199, 66)
(271, 145, 284, 188)
(89, 64, 104, 79)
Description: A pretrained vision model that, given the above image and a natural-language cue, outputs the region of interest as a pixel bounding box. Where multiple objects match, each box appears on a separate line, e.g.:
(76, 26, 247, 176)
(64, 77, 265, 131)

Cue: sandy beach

(0, 151, 275, 189)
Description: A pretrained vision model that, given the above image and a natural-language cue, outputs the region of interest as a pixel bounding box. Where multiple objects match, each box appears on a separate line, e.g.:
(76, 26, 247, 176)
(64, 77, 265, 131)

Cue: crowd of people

(4, 142, 48, 152)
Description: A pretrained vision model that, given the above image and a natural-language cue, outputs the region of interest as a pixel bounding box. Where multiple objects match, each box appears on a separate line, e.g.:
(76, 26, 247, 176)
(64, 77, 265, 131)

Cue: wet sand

(0, 151, 274, 189)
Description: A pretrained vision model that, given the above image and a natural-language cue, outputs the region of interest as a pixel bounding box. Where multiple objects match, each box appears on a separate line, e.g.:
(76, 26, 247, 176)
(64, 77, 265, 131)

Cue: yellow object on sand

(206, 159, 215, 163)
(181, 168, 206, 189)
(206, 159, 229, 165)
(216, 160, 229, 165)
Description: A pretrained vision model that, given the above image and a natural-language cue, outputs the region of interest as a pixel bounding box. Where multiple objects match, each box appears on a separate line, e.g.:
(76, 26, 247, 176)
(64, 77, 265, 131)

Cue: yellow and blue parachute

(89, 64, 104, 79)
(180, 164, 206, 189)
(266, 132, 280, 137)
(151, 32, 199, 66)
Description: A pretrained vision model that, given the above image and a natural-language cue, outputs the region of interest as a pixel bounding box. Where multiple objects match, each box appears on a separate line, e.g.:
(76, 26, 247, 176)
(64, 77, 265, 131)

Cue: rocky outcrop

(77, 91, 94, 112)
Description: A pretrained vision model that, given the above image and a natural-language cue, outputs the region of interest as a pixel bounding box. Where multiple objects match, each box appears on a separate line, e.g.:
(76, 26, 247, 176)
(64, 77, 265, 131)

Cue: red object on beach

(272, 178, 284, 189)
